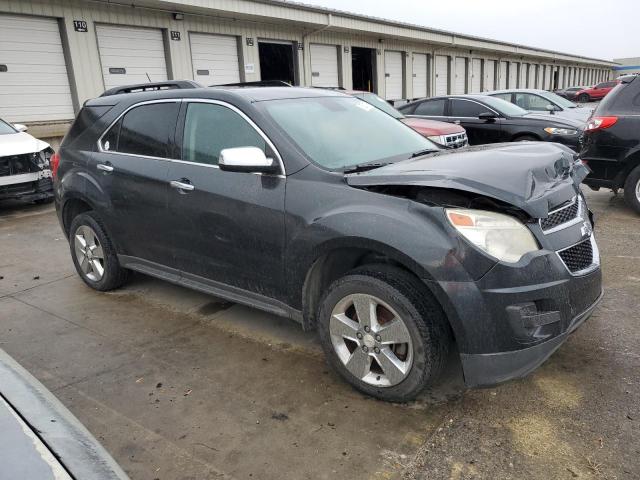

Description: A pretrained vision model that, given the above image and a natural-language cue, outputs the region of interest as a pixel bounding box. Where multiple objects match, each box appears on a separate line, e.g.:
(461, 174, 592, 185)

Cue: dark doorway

(352, 47, 376, 92)
(553, 69, 559, 90)
(259, 42, 296, 85)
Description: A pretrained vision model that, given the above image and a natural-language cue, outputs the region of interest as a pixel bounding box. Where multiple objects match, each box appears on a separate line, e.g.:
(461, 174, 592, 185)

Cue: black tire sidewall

(624, 167, 640, 214)
(317, 268, 447, 402)
(578, 94, 590, 103)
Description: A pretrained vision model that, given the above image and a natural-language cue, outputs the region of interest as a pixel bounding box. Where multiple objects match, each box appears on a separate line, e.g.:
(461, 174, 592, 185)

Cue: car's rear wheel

(623, 166, 640, 214)
(69, 212, 128, 291)
(317, 265, 450, 402)
(577, 93, 590, 103)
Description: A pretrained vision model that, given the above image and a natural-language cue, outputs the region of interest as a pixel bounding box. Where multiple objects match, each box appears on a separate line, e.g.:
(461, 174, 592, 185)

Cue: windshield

(480, 96, 528, 117)
(541, 91, 577, 108)
(353, 92, 403, 119)
(259, 96, 437, 170)
(0, 119, 17, 135)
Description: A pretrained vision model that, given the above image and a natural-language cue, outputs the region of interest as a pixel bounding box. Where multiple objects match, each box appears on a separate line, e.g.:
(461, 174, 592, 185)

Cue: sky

(298, 0, 635, 61)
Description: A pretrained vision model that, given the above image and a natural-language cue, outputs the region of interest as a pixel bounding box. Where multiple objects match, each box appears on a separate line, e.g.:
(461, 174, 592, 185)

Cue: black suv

(54, 85, 602, 402)
(580, 75, 640, 213)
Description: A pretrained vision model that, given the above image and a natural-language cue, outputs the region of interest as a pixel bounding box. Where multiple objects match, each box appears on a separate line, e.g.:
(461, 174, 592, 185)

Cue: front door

(167, 100, 286, 300)
(448, 98, 503, 145)
(89, 100, 180, 265)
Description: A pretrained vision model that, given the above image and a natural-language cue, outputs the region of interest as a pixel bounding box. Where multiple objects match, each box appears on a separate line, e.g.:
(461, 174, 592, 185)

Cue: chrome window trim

(96, 97, 286, 177)
(540, 195, 584, 235)
(555, 234, 600, 277)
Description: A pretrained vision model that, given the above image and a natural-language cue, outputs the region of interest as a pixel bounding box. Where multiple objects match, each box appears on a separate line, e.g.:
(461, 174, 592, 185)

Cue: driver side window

(182, 103, 266, 166)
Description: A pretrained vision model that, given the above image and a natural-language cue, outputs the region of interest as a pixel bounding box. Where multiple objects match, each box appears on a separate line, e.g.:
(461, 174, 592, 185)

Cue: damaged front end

(0, 148, 54, 202)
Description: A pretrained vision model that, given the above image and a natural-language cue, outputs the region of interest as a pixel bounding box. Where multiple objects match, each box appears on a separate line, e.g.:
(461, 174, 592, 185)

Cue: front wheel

(317, 265, 450, 402)
(623, 166, 640, 214)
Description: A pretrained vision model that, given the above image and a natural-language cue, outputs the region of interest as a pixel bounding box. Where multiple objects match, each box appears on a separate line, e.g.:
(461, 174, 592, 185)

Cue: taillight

(50, 152, 60, 179)
(584, 116, 618, 132)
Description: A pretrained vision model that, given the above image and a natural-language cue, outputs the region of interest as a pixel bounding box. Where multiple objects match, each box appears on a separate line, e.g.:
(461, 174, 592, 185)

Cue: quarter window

(414, 99, 446, 116)
(450, 99, 492, 117)
(182, 103, 266, 166)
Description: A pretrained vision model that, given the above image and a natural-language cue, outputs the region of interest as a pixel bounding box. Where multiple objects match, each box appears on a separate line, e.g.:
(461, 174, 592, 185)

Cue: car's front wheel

(623, 165, 640, 214)
(317, 265, 450, 402)
(69, 212, 128, 291)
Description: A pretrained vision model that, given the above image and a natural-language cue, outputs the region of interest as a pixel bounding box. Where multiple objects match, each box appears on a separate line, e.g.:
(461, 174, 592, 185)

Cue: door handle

(170, 180, 195, 192)
(97, 163, 114, 173)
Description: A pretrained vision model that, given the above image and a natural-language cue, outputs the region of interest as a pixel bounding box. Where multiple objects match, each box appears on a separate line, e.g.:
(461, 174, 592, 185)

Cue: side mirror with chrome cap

(13, 123, 28, 132)
(219, 147, 279, 174)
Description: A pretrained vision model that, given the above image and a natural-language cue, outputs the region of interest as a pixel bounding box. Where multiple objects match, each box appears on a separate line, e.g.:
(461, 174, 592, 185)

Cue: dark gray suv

(53, 85, 602, 402)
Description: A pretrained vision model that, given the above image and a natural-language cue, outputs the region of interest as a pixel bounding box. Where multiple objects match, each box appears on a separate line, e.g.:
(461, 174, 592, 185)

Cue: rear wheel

(69, 212, 128, 291)
(577, 93, 590, 103)
(317, 265, 450, 402)
(623, 166, 640, 214)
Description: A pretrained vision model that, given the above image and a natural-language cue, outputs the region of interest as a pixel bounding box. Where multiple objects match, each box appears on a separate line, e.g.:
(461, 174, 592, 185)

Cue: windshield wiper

(410, 148, 438, 158)
(343, 162, 391, 174)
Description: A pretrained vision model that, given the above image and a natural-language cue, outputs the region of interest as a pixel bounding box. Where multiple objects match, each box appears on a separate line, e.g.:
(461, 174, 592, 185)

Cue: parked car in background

(398, 94, 584, 150)
(55, 84, 601, 402)
(0, 118, 54, 204)
(554, 86, 586, 101)
(0, 348, 129, 479)
(347, 90, 468, 148)
(573, 81, 619, 103)
(580, 75, 640, 213)
(486, 89, 593, 123)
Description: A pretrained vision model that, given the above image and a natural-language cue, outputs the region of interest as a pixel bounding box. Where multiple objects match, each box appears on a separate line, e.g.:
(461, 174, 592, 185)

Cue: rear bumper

(460, 289, 603, 387)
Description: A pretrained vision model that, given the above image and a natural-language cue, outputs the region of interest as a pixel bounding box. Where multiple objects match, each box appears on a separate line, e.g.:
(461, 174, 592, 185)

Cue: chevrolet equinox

(53, 85, 603, 402)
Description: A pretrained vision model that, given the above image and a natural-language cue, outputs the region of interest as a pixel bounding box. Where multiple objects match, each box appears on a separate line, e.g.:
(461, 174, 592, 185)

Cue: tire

(514, 135, 538, 142)
(577, 93, 590, 103)
(317, 264, 451, 402)
(623, 166, 640, 214)
(69, 211, 128, 291)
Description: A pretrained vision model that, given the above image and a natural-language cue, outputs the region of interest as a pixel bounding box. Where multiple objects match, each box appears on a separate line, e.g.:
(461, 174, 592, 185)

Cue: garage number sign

(170, 31, 181, 41)
(73, 20, 88, 32)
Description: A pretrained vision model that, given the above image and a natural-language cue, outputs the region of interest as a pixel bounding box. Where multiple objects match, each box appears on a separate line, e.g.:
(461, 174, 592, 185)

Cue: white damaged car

(0, 118, 54, 203)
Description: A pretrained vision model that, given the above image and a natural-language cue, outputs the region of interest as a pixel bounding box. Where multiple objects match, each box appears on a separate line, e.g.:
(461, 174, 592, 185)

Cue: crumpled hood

(345, 142, 589, 218)
(0, 132, 50, 157)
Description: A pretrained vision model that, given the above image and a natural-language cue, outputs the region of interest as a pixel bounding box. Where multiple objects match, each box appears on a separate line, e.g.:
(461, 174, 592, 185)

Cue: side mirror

(478, 112, 497, 121)
(13, 123, 27, 132)
(545, 104, 559, 113)
(219, 147, 278, 174)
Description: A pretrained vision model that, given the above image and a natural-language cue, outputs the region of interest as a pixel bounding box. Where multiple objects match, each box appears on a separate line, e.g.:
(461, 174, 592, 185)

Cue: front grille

(443, 132, 468, 149)
(540, 196, 582, 232)
(0, 153, 36, 177)
(558, 238, 594, 274)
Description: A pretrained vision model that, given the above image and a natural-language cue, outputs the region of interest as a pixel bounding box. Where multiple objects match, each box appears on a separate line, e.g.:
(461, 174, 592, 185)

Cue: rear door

(90, 100, 179, 266)
(449, 98, 502, 145)
(166, 100, 286, 299)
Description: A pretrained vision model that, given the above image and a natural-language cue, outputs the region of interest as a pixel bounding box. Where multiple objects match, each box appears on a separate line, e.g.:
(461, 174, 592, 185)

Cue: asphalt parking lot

(0, 187, 638, 480)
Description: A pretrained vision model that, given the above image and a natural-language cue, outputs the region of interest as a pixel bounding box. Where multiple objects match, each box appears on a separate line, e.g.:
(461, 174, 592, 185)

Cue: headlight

(37, 148, 53, 169)
(446, 209, 539, 263)
(427, 135, 445, 145)
(544, 127, 578, 135)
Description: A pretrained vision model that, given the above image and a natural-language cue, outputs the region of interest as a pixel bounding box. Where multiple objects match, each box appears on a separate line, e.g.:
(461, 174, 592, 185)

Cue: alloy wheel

(74, 225, 105, 282)
(329, 293, 413, 387)
(636, 178, 640, 204)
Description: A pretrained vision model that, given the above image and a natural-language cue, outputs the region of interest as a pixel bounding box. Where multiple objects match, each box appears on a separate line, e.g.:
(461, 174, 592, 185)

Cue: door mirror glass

(219, 147, 277, 173)
(13, 123, 27, 132)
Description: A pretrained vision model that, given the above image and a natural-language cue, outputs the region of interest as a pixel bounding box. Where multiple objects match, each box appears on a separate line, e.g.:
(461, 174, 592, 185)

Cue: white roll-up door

(96, 24, 168, 90)
(310, 44, 339, 87)
(499, 61, 508, 89)
(454, 57, 467, 94)
(190, 33, 240, 86)
(471, 58, 482, 93)
(528, 64, 536, 88)
(435, 55, 449, 95)
(508, 62, 518, 88)
(412, 53, 428, 98)
(544, 66, 551, 90)
(0, 14, 74, 122)
(519, 63, 527, 88)
(485, 60, 496, 91)
(384, 51, 403, 100)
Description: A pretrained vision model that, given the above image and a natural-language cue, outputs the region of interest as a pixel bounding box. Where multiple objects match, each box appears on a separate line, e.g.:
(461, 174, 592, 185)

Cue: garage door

(528, 64, 536, 88)
(499, 61, 508, 89)
(96, 25, 168, 90)
(544, 66, 551, 90)
(384, 51, 403, 100)
(435, 55, 449, 95)
(310, 44, 339, 87)
(519, 63, 527, 88)
(470, 58, 482, 93)
(412, 53, 428, 98)
(508, 62, 518, 88)
(0, 14, 74, 122)
(454, 57, 467, 94)
(190, 33, 240, 86)
(485, 60, 496, 91)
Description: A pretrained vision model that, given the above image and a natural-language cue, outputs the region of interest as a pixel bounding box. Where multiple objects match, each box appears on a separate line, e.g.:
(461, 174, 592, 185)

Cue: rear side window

(103, 102, 180, 158)
(414, 99, 446, 116)
(450, 99, 492, 117)
(492, 93, 512, 102)
(182, 103, 266, 166)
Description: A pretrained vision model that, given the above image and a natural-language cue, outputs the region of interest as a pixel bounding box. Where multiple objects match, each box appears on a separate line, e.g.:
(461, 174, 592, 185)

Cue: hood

(345, 142, 589, 218)
(0, 132, 50, 157)
(400, 117, 465, 136)
(521, 113, 584, 128)
(537, 107, 592, 124)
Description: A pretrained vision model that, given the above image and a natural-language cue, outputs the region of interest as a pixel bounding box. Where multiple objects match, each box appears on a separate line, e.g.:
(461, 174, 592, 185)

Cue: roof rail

(211, 80, 292, 88)
(100, 80, 202, 97)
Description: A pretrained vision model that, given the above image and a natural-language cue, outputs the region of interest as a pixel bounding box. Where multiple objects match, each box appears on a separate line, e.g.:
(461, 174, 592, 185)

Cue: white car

(0, 118, 54, 203)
